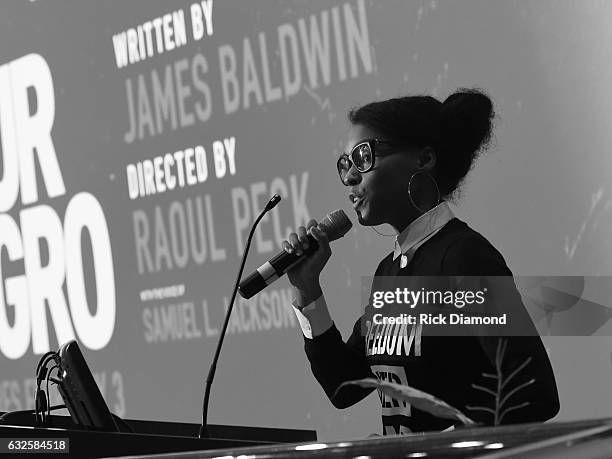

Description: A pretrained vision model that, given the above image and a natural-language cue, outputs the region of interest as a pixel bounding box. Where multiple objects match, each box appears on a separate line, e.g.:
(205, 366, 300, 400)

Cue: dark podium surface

(114, 418, 612, 459)
(1, 415, 612, 458)
(0, 413, 316, 458)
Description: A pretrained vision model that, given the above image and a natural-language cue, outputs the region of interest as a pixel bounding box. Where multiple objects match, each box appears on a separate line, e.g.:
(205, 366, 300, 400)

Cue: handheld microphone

(238, 209, 352, 299)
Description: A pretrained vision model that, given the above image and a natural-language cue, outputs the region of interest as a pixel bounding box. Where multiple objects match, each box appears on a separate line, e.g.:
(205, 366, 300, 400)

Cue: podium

(0, 413, 316, 457)
(3, 414, 612, 458)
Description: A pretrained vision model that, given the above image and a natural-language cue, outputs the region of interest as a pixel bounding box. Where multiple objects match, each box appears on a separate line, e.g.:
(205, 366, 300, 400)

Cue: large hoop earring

(408, 171, 441, 214)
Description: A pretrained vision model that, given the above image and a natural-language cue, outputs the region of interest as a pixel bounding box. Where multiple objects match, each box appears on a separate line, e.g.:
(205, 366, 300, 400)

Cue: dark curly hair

(348, 88, 495, 197)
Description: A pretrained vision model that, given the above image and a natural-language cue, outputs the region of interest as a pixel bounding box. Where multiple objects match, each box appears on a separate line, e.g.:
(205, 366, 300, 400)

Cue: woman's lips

(349, 193, 364, 210)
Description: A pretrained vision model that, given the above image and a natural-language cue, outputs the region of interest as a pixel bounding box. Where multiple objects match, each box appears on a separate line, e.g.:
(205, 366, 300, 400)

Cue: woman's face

(342, 124, 421, 231)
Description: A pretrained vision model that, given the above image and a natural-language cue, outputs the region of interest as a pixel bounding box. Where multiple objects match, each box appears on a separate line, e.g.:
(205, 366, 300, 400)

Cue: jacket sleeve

(443, 234, 560, 425)
(304, 316, 376, 409)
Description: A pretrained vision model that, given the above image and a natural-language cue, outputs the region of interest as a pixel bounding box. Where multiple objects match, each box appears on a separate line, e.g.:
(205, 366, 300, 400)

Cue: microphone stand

(198, 194, 281, 439)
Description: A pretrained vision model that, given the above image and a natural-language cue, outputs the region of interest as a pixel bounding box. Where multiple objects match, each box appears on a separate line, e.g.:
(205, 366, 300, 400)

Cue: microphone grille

(319, 210, 353, 242)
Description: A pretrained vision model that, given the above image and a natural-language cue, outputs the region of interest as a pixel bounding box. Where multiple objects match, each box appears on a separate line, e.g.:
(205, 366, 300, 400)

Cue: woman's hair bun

(433, 88, 494, 195)
(441, 88, 494, 157)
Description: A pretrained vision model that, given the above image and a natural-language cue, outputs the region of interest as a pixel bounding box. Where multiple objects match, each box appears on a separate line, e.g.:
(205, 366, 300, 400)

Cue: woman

(283, 89, 559, 435)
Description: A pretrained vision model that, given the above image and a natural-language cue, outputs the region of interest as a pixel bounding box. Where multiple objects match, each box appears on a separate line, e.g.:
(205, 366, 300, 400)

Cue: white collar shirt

(392, 201, 455, 268)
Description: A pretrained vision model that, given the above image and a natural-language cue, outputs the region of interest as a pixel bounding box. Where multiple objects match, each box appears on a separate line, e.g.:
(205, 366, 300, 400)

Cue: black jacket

(304, 218, 560, 434)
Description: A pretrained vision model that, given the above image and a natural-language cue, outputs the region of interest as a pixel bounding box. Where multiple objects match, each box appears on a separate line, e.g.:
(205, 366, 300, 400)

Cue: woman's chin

(355, 209, 367, 225)
(355, 208, 378, 226)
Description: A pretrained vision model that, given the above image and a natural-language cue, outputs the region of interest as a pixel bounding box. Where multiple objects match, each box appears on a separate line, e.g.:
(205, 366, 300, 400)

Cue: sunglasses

(336, 138, 395, 185)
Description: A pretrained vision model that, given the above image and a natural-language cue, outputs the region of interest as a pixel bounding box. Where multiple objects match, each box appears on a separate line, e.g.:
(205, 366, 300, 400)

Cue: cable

(372, 225, 397, 237)
(0, 405, 66, 424)
(35, 352, 58, 376)
(45, 365, 59, 420)
(39, 389, 46, 425)
(34, 352, 59, 427)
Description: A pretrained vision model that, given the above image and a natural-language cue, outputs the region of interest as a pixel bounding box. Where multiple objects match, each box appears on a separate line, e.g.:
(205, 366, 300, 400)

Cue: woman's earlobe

(418, 146, 437, 170)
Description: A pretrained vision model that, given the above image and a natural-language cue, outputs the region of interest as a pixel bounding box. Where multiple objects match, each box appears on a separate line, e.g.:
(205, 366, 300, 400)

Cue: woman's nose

(344, 164, 361, 186)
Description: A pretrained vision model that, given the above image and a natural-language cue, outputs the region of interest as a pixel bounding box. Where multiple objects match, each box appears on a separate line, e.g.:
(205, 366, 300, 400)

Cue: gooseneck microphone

(198, 193, 281, 439)
(238, 209, 353, 299)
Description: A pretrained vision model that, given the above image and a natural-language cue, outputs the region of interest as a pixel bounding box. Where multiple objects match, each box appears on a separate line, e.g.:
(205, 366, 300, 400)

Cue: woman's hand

(282, 219, 331, 308)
